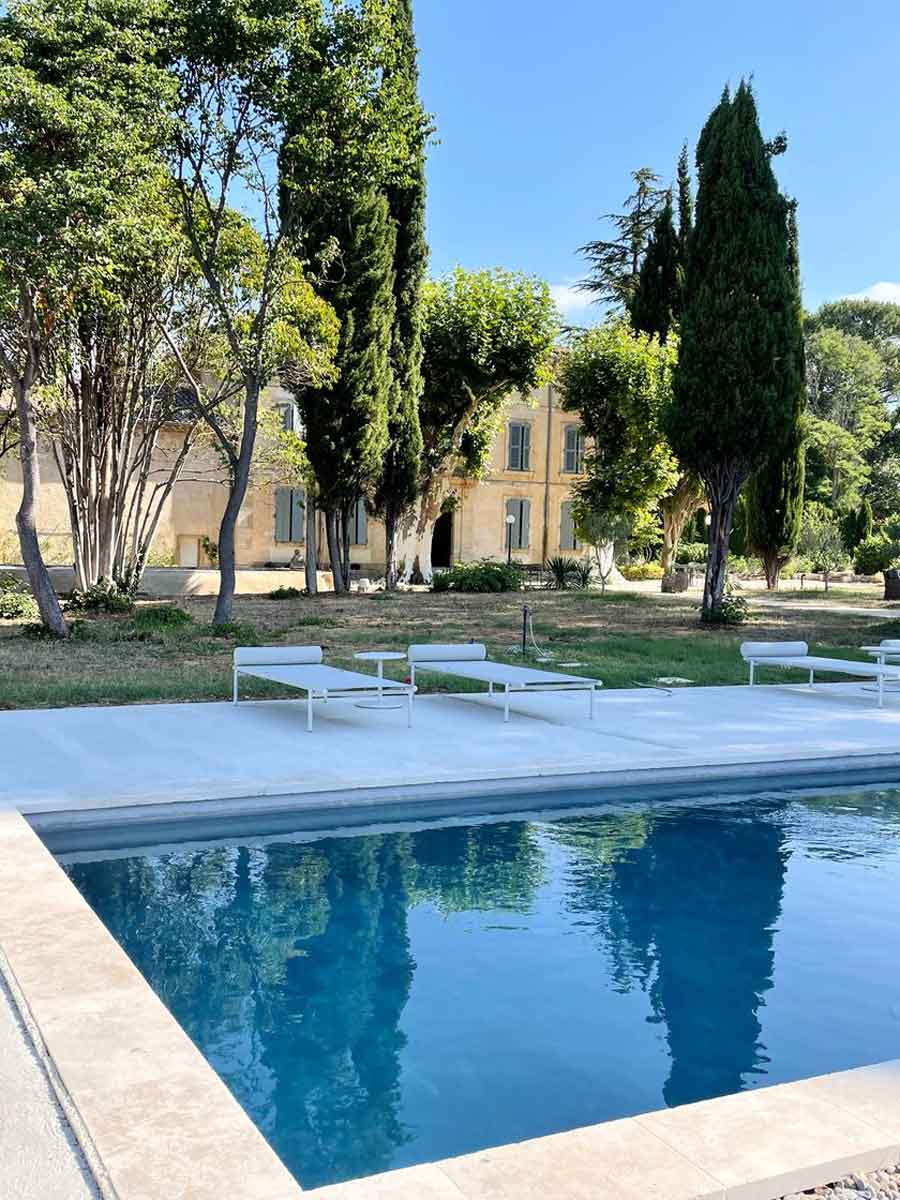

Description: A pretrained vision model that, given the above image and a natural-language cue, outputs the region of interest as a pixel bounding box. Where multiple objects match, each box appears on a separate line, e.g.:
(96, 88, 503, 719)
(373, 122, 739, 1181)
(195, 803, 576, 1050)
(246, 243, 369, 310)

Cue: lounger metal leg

(407, 689, 413, 728)
(307, 690, 313, 732)
(879, 673, 884, 708)
(504, 684, 510, 722)
(233, 671, 238, 703)
(589, 685, 595, 720)
(809, 669, 815, 688)
(489, 681, 494, 696)
(749, 661, 755, 687)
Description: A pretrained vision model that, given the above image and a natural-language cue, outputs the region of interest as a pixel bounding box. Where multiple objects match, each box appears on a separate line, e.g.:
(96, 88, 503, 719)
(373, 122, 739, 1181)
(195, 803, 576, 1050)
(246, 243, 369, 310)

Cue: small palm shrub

(432, 559, 523, 593)
(545, 556, 580, 590)
(269, 586, 303, 600)
(572, 560, 594, 589)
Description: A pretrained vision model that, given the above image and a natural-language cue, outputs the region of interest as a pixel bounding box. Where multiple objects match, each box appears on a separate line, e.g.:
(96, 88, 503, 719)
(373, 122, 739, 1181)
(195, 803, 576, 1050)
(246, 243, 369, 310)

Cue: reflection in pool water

(63, 789, 900, 1188)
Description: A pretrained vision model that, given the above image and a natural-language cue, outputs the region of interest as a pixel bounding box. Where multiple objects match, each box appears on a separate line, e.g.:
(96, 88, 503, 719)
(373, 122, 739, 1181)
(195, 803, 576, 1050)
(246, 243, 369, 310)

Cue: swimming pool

(59, 786, 900, 1190)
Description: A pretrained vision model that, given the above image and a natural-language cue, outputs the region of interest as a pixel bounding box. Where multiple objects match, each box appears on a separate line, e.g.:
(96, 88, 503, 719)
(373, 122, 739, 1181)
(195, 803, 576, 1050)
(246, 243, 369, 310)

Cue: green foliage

(665, 81, 804, 616)
(620, 563, 665, 581)
(854, 533, 900, 577)
(572, 560, 594, 589)
(545, 556, 581, 589)
(630, 194, 681, 343)
(559, 320, 678, 533)
(804, 326, 888, 507)
(269, 586, 303, 600)
(67, 578, 135, 614)
(676, 143, 693, 261)
(746, 419, 805, 584)
(431, 560, 523, 594)
(678, 541, 709, 563)
(840, 499, 874, 553)
(419, 268, 559, 484)
(798, 502, 848, 577)
(701, 587, 749, 626)
(300, 189, 396, 516)
(806, 298, 900, 403)
(0, 578, 38, 620)
(131, 605, 192, 631)
(579, 168, 668, 312)
(372, 0, 427, 559)
(666, 82, 804, 482)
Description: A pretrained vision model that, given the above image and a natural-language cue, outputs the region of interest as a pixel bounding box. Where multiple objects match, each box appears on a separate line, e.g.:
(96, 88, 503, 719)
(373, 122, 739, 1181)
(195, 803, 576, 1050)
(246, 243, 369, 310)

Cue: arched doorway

(431, 511, 453, 569)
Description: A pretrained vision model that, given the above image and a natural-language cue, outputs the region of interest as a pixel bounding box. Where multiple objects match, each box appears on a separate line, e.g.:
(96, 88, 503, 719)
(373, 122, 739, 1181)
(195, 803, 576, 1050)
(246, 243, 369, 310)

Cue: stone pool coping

(5, 683, 900, 1199)
(3, 804, 900, 1200)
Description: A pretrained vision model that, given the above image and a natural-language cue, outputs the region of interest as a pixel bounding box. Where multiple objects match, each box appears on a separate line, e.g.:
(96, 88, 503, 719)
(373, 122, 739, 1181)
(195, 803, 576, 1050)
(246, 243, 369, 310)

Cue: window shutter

(274, 488, 291, 542)
(508, 423, 522, 469)
(505, 498, 519, 549)
(291, 489, 305, 542)
(520, 499, 531, 548)
(521, 424, 531, 470)
(560, 501, 580, 550)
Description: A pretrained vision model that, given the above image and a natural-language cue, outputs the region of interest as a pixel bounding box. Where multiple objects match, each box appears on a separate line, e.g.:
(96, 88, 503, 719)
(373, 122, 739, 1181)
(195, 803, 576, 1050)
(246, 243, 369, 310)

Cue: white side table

(353, 650, 407, 709)
(861, 645, 900, 693)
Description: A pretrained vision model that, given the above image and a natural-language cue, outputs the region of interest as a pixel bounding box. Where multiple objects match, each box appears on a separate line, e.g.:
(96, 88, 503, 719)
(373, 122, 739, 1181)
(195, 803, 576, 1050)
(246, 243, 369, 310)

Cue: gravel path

(784, 1166, 900, 1199)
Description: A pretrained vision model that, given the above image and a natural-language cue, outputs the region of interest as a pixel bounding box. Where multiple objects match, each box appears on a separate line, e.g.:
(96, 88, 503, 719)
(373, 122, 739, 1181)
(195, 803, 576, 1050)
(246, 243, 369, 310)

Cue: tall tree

(372, 0, 427, 590)
(301, 190, 396, 592)
(398, 267, 559, 581)
(630, 193, 680, 345)
(0, 0, 173, 634)
(558, 320, 678, 539)
(578, 168, 667, 314)
(676, 143, 693, 261)
(664, 82, 804, 619)
(745, 205, 806, 590)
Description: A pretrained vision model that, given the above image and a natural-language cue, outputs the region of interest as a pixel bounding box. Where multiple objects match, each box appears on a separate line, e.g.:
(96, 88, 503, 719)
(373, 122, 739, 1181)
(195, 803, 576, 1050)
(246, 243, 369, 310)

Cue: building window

(351, 497, 368, 546)
(275, 402, 301, 434)
(563, 425, 585, 474)
(507, 421, 532, 471)
(505, 498, 530, 550)
(274, 487, 305, 543)
(560, 500, 580, 551)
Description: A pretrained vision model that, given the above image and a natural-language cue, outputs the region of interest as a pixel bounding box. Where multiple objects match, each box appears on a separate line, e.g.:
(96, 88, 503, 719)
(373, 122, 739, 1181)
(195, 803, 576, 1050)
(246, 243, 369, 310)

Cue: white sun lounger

(407, 642, 601, 722)
(740, 641, 900, 708)
(233, 646, 415, 731)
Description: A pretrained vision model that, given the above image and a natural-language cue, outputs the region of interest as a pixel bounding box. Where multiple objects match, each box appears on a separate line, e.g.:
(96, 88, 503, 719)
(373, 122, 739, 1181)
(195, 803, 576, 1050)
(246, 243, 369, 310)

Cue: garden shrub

(0, 577, 39, 621)
(619, 562, 664, 581)
(68, 577, 135, 614)
(854, 533, 899, 578)
(677, 542, 708, 563)
(269, 586, 303, 600)
(701, 587, 749, 625)
(727, 555, 763, 577)
(431, 559, 523, 593)
(131, 605, 193, 632)
(545, 556, 580, 590)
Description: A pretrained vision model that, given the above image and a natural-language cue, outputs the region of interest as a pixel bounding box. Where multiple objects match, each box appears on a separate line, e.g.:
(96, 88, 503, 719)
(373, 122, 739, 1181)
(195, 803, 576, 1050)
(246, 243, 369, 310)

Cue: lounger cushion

(408, 642, 487, 663)
(740, 641, 808, 660)
(234, 645, 323, 667)
(880, 640, 900, 649)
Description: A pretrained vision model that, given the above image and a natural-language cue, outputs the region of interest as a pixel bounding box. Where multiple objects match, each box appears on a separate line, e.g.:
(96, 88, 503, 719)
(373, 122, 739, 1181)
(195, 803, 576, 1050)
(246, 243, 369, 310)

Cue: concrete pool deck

(5, 680, 900, 819)
(4, 680, 900, 1200)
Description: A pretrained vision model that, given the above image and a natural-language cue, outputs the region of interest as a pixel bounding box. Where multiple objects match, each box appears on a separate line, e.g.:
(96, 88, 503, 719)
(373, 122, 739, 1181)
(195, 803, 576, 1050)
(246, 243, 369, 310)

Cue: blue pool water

(61, 788, 900, 1189)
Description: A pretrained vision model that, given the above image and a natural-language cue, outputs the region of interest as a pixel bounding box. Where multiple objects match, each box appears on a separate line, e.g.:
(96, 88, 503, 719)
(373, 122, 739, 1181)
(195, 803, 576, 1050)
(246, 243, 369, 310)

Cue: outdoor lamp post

(506, 512, 516, 565)
(705, 510, 712, 545)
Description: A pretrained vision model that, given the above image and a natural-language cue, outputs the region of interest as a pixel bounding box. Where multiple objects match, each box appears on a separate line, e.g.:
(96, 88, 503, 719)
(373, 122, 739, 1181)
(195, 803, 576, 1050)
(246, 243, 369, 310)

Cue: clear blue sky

(415, 0, 900, 325)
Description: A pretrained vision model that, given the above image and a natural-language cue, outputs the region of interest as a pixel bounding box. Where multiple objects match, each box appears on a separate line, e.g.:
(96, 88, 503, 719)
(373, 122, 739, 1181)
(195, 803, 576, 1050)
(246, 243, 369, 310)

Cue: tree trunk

(14, 383, 68, 636)
(305, 498, 318, 595)
(325, 509, 345, 593)
(701, 469, 743, 619)
(762, 550, 784, 590)
(213, 380, 259, 626)
(399, 487, 441, 584)
(384, 513, 398, 590)
(660, 474, 704, 574)
(340, 504, 352, 591)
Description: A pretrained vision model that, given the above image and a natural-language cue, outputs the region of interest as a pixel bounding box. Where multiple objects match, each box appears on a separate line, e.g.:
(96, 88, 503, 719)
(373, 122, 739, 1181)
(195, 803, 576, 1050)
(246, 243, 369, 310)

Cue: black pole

(522, 604, 529, 657)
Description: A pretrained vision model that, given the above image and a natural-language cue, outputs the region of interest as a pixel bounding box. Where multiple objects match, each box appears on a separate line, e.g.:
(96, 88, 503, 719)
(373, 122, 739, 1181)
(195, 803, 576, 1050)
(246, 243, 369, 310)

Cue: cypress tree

(302, 190, 396, 591)
(372, 0, 427, 589)
(676, 143, 693, 261)
(664, 82, 805, 618)
(631, 192, 680, 344)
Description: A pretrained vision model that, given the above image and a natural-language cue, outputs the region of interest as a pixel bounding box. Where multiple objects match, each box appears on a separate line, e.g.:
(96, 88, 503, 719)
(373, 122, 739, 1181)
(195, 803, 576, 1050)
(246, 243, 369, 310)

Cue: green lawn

(0, 587, 896, 709)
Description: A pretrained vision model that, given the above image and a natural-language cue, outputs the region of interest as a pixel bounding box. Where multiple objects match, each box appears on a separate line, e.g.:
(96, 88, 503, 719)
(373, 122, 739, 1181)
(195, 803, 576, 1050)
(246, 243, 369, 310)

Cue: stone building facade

(0, 383, 586, 578)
